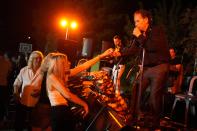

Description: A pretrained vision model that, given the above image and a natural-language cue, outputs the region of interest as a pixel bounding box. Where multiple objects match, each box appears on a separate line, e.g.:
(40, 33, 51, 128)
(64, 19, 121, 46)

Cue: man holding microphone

(113, 9, 170, 129)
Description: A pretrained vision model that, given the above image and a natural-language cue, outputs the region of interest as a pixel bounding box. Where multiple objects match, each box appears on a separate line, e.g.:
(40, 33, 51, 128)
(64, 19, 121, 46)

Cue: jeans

(130, 63, 169, 125)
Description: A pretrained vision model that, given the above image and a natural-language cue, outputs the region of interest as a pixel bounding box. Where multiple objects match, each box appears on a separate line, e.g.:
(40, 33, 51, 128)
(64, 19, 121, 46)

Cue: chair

(171, 76, 197, 127)
(76, 58, 89, 75)
(77, 58, 88, 66)
(173, 65, 184, 93)
(168, 64, 184, 94)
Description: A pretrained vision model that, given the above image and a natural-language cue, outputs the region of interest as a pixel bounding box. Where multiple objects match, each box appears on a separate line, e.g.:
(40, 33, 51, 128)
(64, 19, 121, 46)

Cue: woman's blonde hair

(40, 53, 54, 73)
(28, 51, 44, 68)
(46, 52, 70, 83)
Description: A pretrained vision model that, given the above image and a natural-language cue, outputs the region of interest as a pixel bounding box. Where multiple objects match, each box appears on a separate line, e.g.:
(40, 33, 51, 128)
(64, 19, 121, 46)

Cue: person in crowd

(0, 51, 12, 128)
(8, 53, 27, 99)
(113, 9, 170, 129)
(32, 48, 113, 131)
(29, 54, 52, 131)
(168, 48, 183, 94)
(111, 35, 126, 95)
(17, 53, 28, 70)
(13, 51, 43, 131)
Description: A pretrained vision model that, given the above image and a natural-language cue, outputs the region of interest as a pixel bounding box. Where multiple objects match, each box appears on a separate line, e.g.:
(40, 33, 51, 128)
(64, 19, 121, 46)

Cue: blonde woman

(13, 51, 43, 131)
(39, 49, 113, 131)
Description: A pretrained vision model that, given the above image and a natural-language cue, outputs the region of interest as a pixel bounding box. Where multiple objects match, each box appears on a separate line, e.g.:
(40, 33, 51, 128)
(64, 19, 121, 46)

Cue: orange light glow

(70, 21, 77, 29)
(60, 20, 68, 27)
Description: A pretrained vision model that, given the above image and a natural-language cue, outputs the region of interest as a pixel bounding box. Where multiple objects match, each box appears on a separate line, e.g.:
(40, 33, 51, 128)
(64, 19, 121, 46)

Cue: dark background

(0, 0, 196, 53)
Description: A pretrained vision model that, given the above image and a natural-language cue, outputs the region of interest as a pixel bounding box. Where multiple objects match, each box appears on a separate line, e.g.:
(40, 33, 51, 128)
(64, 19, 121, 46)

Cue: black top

(39, 72, 50, 104)
(169, 57, 181, 77)
(113, 44, 127, 65)
(121, 26, 170, 67)
(169, 57, 181, 65)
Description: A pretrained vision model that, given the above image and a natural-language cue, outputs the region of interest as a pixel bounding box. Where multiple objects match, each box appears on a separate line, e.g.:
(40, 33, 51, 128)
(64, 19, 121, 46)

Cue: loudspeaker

(85, 100, 125, 131)
(81, 38, 93, 58)
(101, 41, 113, 53)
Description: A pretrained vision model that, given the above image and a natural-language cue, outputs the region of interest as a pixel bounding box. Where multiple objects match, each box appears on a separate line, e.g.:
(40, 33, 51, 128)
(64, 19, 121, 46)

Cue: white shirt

(14, 66, 36, 97)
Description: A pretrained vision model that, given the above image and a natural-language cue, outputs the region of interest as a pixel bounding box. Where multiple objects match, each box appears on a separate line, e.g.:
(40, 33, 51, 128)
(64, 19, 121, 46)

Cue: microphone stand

(123, 36, 146, 129)
(125, 37, 138, 81)
(126, 56, 139, 80)
(113, 57, 122, 95)
(135, 47, 145, 128)
(121, 35, 146, 130)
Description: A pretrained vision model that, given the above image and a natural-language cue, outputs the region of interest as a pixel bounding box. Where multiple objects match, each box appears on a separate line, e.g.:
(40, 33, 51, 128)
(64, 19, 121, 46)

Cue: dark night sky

(0, 0, 196, 53)
(0, 0, 35, 50)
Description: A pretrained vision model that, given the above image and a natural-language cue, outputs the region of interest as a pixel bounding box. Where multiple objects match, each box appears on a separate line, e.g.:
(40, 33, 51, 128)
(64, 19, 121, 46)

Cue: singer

(113, 9, 170, 129)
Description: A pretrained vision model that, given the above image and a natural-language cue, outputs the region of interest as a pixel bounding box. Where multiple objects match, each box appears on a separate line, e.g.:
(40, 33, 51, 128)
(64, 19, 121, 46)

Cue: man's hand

(112, 50, 121, 57)
(133, 27, 142, 37)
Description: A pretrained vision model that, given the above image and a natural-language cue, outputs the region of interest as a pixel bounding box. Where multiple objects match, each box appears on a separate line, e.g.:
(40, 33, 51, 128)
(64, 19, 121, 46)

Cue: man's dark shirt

(170, 57, 181, 65)
(121, 26, 170, 67)
(169, 57, 181, 77)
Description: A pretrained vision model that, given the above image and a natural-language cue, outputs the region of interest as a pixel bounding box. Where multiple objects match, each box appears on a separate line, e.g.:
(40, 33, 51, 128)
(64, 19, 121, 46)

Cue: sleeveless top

(47, 76, 68, 106)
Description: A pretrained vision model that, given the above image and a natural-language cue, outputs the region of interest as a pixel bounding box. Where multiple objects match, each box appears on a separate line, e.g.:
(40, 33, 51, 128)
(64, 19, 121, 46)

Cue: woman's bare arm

(49, 74, 89, 116)
(70, 48, 113, 76)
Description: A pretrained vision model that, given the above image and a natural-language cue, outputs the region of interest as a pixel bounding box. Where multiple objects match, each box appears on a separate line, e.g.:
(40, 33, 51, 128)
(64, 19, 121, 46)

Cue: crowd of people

(0, 9, 195, 131)
(0, 48, 113, 131)
(0, 51, 12, 127)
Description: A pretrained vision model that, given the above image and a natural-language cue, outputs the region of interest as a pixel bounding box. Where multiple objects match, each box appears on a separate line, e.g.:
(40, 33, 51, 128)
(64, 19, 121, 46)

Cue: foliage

(75, 0, 131, 51)
(153, 0, 182, 47)
(152, 0, 197, 74)
(153, 0, 197, 50)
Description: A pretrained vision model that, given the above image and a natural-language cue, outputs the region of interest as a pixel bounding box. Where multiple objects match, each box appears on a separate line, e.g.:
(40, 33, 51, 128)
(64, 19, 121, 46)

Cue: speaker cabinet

(84, 100, 126, 131)
(101, 41, 113, 53)
(81, 38, 93, 58)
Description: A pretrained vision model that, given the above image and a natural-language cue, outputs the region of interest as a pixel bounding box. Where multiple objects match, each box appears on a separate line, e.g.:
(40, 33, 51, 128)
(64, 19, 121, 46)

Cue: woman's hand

(82, 103, 89, 118)
(99, 48, 114, 59)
